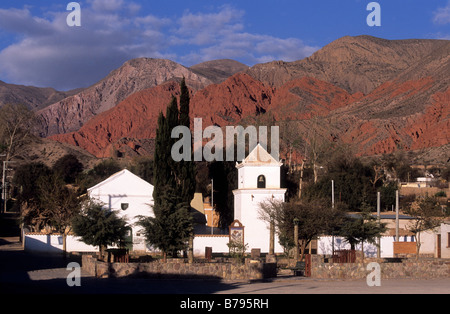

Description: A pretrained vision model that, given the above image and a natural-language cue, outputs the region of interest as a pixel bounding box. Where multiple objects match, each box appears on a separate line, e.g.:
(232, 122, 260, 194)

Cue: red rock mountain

(50, 73, 273, 157)
(47, 36, 449, 161)
(246, 35, 448, 94)
(36, 59, 247, 137)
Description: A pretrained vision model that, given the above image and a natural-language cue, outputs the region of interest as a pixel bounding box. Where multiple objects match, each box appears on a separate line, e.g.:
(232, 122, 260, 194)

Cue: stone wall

(311, 255, 450, 280)
(82, 255, 276, 281)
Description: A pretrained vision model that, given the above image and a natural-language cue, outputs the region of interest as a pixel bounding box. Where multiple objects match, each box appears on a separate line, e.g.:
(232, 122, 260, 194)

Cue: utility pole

(293, 218, 299, 263)
(377, 191, 381, 258)
(395, 190, 399, 242)
(1, 158, 7, 214)
(211, 178, 214, 235)
(1, 161, 5, 214)
(331, 180, 335, 258)
(2, 160, 14, 213)
(331, 180, 335, 209)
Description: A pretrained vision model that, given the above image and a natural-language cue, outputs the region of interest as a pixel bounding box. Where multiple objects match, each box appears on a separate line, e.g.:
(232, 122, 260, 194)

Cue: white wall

(317, 235, 418, 258)
(24, 234, 98, 253)
(238, 166, 280, 189)
(418, 230, 437, 256)
(87, 169, 154, 251)
(89, 193, 153, 251)
(193, 235, 230, 256)
(440, 223, 450, 258)
(233, 189, 285, 253)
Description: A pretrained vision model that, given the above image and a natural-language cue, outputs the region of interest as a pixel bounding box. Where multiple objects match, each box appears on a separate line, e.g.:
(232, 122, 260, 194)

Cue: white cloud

(0, 3, 169, 90)
(0, 4, 318, 90)
(433, 1, 450, 24)
(173, 6, 318, 66)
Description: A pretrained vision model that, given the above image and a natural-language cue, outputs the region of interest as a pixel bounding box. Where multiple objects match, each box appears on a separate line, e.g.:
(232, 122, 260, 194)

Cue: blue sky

(0, 0, 449, 90)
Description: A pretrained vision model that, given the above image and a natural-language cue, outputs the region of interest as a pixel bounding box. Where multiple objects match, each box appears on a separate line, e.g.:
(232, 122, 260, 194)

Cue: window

(448, 233, 450, 247)
(257, 175, 266, 188)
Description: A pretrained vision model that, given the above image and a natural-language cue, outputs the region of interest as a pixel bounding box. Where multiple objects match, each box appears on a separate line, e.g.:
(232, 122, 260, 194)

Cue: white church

(84, 144, 287, 255)
(78, 144, 286, 256)
(193, 144, 287, 255)
(24, 143, 287, 255)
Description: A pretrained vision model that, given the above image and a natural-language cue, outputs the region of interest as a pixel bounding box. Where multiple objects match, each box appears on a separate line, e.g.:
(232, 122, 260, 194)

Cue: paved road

(1, 213, 449, 296)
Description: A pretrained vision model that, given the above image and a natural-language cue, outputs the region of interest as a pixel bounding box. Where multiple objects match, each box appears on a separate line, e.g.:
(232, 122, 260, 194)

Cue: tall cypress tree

(153, 111, 170, 208)
(179, 77, 190, 128)
(143, 91, 195, 259)
(166, 95, 181, 184)
(177, 78, 196, 205)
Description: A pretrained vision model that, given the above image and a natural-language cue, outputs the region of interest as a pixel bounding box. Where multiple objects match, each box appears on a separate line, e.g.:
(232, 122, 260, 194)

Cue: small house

(87, 169, 154, 252)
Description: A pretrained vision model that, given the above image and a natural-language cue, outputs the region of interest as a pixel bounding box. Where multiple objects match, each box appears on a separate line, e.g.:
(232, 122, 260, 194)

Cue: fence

(332, 250, 357, 263)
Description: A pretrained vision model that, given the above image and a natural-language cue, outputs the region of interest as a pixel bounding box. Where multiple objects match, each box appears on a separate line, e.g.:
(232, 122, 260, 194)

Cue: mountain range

(1, 35, 449, 165)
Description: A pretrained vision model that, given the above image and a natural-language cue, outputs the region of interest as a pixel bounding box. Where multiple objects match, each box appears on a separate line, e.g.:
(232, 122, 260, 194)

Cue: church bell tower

(233, 144, 286, 253)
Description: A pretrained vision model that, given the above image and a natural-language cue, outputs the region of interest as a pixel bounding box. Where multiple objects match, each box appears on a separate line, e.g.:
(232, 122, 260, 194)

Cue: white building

(437, 221, 450, 258)
(87, 169, 154, 252)
(233, 144, 287, 253)
(193, 144, 287, 256)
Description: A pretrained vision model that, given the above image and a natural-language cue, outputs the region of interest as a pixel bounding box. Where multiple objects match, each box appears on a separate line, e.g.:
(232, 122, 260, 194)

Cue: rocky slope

(13, 135, 98, 169)
(0, 80, 81, 110)
(45, 36, 450, 162)
(36, 58, 217, 137)
(190, 59, 249, 84)
(246, 35, 449, 94)
(49, 73, 274, 157)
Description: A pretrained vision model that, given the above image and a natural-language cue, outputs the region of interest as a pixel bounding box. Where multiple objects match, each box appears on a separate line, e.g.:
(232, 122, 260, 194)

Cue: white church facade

(87, 169, 154, 252)
(193, 144, 286, 256)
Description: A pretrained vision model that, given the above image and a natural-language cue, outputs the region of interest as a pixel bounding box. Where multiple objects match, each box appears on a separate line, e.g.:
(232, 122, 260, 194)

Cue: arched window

(257, 175, 266, 188)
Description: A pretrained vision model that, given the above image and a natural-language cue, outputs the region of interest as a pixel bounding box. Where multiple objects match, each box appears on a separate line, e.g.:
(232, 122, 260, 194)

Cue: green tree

(38, 174, 82, 256)
(177, 78, 196, 206)
(53, 154, 84, 184)
(338, 209, 387, 257)
(13, 162, 52, 204)
(130, 156, 154, 184)
(179, 77, 190, 128)
(88, 159, 121, 180)
(145, 87, 196, 261)
(138, 185, 193, 260)
(72, 200, 128, 259)
(153, 112, 171, 208)
(304, 156, 377, 211)
(153, 97, 178, 205)
(78, 159, 122, 193)
(378, 181, 397, 211)
(259, 198, 345, 261)
(13, 162, 53, 231)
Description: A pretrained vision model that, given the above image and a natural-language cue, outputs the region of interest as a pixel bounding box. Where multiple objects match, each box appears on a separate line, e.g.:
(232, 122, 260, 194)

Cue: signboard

(229, 219, 244, 245)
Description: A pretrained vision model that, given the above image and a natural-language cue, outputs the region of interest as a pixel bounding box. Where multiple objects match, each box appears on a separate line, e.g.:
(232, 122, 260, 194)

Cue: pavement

(1, 213, 449, 297)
